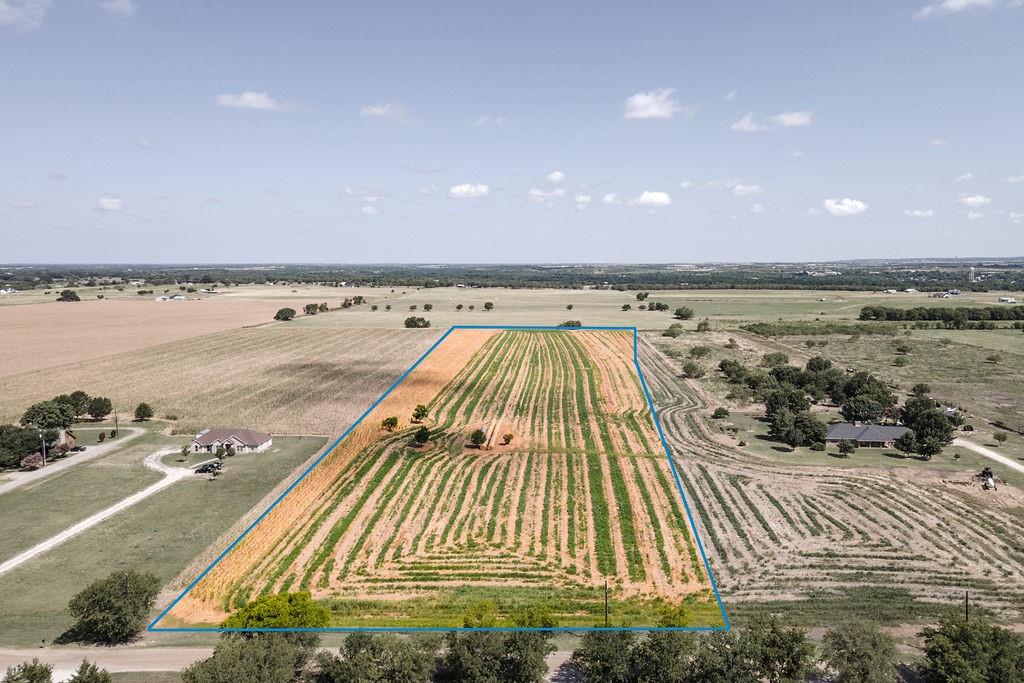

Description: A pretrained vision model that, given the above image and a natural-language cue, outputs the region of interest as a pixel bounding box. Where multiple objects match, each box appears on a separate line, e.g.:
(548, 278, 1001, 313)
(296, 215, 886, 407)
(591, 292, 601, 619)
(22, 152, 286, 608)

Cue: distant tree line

(860, 305, 1024, 324)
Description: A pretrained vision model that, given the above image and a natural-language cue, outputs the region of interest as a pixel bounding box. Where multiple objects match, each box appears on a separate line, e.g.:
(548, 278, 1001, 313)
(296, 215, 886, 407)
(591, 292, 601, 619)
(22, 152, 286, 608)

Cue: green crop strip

(375, 453, 441, 566)
(514, 453, 535, 551)
(728, 475, 780, 544)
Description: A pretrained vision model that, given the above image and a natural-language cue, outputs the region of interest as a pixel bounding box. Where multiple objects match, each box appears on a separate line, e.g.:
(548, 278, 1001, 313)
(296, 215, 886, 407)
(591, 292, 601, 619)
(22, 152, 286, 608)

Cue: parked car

(70, 446, 87, 452)
(195, 462, 222, 474)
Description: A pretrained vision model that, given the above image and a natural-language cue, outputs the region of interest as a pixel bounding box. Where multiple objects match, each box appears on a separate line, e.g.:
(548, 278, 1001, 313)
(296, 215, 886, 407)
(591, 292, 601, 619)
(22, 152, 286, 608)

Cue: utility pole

(604, 580, 609, 628)
(38, 430, 47, 466)
(965, 590, 970, 622)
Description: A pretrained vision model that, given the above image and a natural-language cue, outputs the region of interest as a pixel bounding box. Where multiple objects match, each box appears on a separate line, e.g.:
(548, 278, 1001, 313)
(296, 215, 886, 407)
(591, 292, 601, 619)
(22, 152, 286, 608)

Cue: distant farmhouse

(189, 428, 272, 453)
(825, 423, 910, 448)
(156, 294, 187, 302)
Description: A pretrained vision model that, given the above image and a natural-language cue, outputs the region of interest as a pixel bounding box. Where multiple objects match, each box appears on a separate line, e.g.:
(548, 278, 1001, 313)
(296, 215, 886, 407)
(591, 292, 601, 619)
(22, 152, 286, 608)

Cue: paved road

(955, 437, 1024, 477)
(0, 451, 212, 577)
(0, 426, 144, 496)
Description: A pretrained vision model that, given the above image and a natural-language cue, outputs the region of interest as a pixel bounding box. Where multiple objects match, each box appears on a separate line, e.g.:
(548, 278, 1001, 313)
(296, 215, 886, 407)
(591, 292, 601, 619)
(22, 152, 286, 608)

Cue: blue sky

(2, 0, 1023, 263)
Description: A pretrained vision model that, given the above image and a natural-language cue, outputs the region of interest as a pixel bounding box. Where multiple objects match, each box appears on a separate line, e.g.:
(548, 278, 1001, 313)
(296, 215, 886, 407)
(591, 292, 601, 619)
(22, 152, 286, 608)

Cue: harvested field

(641, 334, 1024, 625)
(162, 329, 721, 628)
(0, 327, 442, 437)
(0, 297, 334, 377)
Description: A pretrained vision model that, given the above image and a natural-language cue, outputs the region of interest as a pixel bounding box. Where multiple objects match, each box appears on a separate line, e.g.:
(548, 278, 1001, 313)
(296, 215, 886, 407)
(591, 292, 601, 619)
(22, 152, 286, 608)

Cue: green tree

(712, 407, 730, 419)
(412, 404, 429, 422)
(274, 307, 296, 321)
(822, 621, 898, 683)
(309, 633, 439, 683)
(689, 345, 712, 358)
(182, 634, 304, 683)
(67, 390, 91, 417)
(742, 613, 815, 683)
(838, 439, 857, 457)
(221, 592, 330, 630)
(133, 403, 153, 421)
(761, 352, 789, 368)
(783, 411, 827, 448)
(682, 361, 705, 379)
(20, 401, 75, 430)
(566, 304, 573, 310)
(318, 302, 329, 312)
(630, 632, 696, 682)
(455, 304, 463, 310)
(688, 632, 760, 683)
(662, 323, 685, 338)
(994, 431, 1008, 446)
(919, 620, 1024, 683)
(67, 660, 112, 683)
(2, 658, 52, 683)
(806, 356, 833, 373)
(86, 397, 113, 421)
(414, 426, 430, 445)
(404, 316, 431, 329)
(56, 289, 80, 302)
(381, 416, 399, 432)
(696, 319, 712, 332)
(894, 430, 917, 455)
(502, 433, 513, 445)
(304, 303, 319, 315)
(674, 306, 694, 320)
(841, 396, 885, 423)
(470, 429, 487, 448)
(64, 570, 160, 644)
(422, 303, 433, 312)
(911, 382, 932, 397)
(636, 291, 649, 301)
(572, 630, 635, 683)
(621, 303, 632, 311)
(483, 301, 494, 310)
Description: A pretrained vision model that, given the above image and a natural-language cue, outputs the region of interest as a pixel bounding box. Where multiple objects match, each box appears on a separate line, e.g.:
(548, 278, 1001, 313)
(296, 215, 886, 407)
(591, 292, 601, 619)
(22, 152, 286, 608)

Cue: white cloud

(448, 183, 489, 199)
(823, 197, 869, 216)
(732, 183, 764, 196)
(545, 170, 566, 184)
(748, 203, 765, 214)
(679, 180, 694, 189)
(630, 191, 672, 208)
(966, 210, 985, 220)
(417, 185, 437, 195)
(1008, 211, 1024, 223)
(958, 193, 991, 208)
(527, 187, 567, 204)
(99, 0, 136, 16)
(904, 209, 935, 218)
(474, 114, 506, 126)
(954, 171, 974, 183)
(1007, 174, 1024, 184)
(724, 90, 738, 102)
(790, 150, 804, 158)
(929, 137, 951, 147)
(702, 176, 740, 190)
(805, 207, 822, 216)
(732, 111, 813, 132)
(216, 91, 287, 111)
(96, 197, 123, 212)
(770, 111, 814, 127)
(0, 0, 51, 30)
(574, 194, 592, 211)
(361, 205, 378, 216)
(730, 113, 768, 133)
(623, 88, 691, 120)
(341, 186, 383, 204)
(360, 102, 412, 123)
(602, 193, 623, 205)
(915, 0, 998, 19)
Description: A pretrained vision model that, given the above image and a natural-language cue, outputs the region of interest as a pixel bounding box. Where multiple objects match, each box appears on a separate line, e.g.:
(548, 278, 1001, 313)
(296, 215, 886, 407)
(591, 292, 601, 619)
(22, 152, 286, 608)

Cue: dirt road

(0, 426, 144, 496)
(955, 437, 1024, 477)
(0, 450, 211, 577)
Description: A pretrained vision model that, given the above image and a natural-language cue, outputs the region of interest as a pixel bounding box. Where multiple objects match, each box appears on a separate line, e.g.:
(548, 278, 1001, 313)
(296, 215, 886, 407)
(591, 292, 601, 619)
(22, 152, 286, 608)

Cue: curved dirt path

(0, 427, 145, 496)
(955, 437, 1024, 477)
(0, 450, 211, 577)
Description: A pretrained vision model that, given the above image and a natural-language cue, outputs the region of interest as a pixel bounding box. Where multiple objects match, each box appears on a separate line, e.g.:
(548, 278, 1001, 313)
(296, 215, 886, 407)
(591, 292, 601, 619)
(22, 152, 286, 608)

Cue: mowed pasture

(0, 327, 442, 436)
(166, 330, 720, 628)
(643, 333, 1024, 625)
(0, 296, 337, 377)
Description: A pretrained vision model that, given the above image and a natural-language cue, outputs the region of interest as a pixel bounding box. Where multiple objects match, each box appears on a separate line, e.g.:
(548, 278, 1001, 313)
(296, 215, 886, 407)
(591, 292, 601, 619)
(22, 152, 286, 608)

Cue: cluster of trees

(58, 570, 161, 645)
(0, 424, 56, 469)
(860, 305, 1024, 325)
(56, 289, 81, 302)
(20, 392, 113, 430)
(742, 321, 898, 337)
(2, 659, 113, 682)
(405, 317, 431, 328)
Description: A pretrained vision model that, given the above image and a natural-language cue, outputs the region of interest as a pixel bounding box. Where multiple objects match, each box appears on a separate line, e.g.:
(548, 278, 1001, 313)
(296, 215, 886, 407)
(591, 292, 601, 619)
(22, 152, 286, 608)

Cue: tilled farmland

(165, 329, 721, 627)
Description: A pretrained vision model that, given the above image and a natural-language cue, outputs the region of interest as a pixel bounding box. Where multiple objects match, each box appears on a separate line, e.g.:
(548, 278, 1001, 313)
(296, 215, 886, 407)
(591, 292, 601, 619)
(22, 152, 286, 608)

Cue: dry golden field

(0, 326, 442, 436)
(165, 329, 721, 628)
(0, 296, 334, 377)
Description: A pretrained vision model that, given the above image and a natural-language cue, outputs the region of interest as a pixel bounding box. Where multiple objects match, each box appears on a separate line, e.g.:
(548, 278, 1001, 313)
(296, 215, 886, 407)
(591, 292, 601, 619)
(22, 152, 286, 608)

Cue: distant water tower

(969, 266, 977, 283)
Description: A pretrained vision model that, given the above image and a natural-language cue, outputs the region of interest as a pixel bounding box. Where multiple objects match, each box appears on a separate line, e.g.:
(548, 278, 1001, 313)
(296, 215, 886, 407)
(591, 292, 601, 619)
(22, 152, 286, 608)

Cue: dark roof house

(825, 423, 910, 447)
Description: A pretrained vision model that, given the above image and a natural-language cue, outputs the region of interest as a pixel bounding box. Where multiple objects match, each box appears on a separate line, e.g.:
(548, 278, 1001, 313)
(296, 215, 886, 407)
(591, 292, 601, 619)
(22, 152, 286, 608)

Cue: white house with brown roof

(189, 428, 272, 453)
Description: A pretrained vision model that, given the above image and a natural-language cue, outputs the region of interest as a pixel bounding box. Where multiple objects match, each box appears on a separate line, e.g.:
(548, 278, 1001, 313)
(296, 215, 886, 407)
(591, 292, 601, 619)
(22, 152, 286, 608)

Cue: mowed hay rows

(638, 336, 1024, 621)
(0, 327, 442, 436)
(167, 330, 720, 628)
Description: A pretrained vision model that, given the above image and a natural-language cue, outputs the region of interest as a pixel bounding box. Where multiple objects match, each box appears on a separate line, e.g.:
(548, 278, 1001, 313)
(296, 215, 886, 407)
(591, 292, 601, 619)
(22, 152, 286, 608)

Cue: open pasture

(163, 329, 721, 628)
(0, 327, 441, 437)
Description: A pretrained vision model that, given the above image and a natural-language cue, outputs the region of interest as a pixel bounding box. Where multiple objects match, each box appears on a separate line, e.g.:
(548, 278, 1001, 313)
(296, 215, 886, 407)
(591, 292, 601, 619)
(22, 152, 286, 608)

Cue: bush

(67, 660, 112, 683)
(2, 658, 52, 682)
(484, 301, 494, 310)
(838, 439, 856, 457)
(221, 592, 330, 630)
(404, 316, 431, 329)
(470, 429, 487, 448)
(56, 289, 80, 302)
(711, 407, 730, 419)
(560, 320, 582, 327)
(274, 307, 296, 321)
(380, 416, 398, 432)
(662, 323, 685, 338)
(810, 442, 826, 452)
(97, 432, 106, 443)
(64, 570, 160, 644)
(133, 403, 153, 421)
(681, 361, 705, 379)
(673, 306, 694, 320)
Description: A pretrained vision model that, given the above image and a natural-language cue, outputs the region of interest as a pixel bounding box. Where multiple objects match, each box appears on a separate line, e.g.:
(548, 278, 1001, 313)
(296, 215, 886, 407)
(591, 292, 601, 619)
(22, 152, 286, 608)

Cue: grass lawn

(0, 436, 326, 646)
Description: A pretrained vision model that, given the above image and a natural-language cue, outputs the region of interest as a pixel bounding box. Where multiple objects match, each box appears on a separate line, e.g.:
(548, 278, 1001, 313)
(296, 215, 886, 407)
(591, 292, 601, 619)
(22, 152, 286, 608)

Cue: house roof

(191, 428, 271, 447)
(826, 423, 910, 442)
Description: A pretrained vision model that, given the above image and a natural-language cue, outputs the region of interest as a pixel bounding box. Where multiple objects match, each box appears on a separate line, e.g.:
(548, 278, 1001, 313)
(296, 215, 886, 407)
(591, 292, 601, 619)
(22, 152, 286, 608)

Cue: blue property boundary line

(149, 325, 730, 633)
